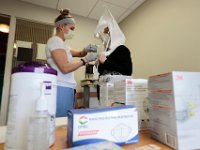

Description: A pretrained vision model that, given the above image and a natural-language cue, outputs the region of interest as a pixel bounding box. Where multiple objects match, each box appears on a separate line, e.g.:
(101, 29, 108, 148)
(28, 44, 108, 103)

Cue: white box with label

(148, 71, 200, 150)
(99, 82, 115, 106)
(99, 75, 132, 107)
(114, 79, 149, 130)
(67, 106, 138, 147)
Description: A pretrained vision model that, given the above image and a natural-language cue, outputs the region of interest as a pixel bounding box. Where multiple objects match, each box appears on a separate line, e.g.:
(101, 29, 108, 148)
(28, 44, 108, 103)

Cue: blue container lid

(12, 61, 57, 75)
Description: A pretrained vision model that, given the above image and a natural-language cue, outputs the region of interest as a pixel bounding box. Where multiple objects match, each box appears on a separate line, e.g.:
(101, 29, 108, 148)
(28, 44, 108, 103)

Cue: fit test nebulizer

(5, 62, 57, 150)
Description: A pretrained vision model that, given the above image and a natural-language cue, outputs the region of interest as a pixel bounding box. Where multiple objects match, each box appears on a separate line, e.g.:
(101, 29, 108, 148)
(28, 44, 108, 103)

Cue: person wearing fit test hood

(46, 9, 97, 117)
(95, 8, 132, 76)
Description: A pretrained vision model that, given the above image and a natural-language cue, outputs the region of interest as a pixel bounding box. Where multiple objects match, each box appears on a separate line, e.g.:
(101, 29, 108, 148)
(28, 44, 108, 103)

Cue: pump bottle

(27, 82, 50, 150)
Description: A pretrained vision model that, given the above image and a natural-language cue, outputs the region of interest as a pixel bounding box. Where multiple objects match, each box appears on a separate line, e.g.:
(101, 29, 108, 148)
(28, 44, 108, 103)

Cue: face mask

(64, 29, 74, 40)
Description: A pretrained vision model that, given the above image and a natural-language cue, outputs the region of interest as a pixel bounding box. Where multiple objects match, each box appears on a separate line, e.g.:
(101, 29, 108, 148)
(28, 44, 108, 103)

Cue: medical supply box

(114, 79, 149, 130)
(148, 71, 200, 150)
(100, 78, 149, 130)
(64, 141, 124, 150)
(67, 105, 138, 147)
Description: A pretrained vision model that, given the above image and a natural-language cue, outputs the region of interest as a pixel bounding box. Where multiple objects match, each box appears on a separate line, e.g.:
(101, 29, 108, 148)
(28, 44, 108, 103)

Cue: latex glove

(84, 44, 97, 53)
(84, 52, 98, 63)
(98, 52, 107, 64)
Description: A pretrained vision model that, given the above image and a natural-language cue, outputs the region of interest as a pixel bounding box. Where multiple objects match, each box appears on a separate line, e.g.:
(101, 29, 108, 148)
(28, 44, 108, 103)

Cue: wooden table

(0, 127, 172, 150)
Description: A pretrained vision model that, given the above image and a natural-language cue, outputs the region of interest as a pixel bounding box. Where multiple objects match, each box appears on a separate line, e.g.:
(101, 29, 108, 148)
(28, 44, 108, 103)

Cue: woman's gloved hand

(84, 44, 98, 53)
(84, 52, 98, 63)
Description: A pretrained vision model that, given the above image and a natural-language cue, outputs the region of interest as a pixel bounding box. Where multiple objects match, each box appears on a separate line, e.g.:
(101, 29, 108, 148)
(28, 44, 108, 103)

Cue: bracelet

(80, 59, 86, 65)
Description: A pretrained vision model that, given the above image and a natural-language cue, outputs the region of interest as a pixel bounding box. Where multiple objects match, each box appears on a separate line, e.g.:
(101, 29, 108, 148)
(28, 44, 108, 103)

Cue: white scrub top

(46, 36, 76, 89)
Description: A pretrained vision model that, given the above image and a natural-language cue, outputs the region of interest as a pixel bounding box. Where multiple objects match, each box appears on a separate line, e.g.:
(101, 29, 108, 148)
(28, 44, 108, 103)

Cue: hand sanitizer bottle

(27, 82, 50, 150)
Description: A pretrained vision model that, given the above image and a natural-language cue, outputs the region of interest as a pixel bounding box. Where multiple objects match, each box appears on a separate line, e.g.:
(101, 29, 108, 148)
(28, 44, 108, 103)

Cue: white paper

(36, 43, 47, 60)
(15, 40, 32, 57)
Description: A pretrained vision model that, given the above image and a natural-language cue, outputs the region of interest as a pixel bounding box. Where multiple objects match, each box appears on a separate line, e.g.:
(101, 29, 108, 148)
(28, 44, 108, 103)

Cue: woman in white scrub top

(46, 9, 97, 117)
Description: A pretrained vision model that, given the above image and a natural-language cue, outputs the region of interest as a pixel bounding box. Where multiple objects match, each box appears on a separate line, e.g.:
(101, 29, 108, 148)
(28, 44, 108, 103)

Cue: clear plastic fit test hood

(94, 8, 126, 56)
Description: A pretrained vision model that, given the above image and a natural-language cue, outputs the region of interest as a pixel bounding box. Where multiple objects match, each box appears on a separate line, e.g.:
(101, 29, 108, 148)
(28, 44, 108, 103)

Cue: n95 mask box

(64, 141, 124, 150)
(67, 105, 138, 147)
(148, 71, 200, 150)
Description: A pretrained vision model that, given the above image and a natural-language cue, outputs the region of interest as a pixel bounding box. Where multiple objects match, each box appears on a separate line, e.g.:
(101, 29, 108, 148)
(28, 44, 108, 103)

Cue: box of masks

(148, 71, 200, 150)
(67, 105, 138, 147)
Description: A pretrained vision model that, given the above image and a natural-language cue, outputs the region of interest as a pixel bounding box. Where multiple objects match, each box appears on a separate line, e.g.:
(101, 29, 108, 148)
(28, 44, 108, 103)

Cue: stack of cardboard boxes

(99, 75, 149, 130)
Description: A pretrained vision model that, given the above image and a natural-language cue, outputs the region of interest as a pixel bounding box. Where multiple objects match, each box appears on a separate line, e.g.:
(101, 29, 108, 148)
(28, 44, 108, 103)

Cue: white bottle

(27, 82, 49, 150)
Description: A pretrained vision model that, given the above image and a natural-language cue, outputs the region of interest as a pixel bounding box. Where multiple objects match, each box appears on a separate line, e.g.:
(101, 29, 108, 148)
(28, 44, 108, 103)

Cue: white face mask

(64, 29, 74, 40)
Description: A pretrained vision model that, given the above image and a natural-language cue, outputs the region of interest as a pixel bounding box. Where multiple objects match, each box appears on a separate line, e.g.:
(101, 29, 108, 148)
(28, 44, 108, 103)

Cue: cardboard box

(114, 79, 149, 130)
(99, 78, 149, 130)
(99, 75, 132, 83)
(99, 75, 132, 107)
(99, 83, 115, 106)
(67, 105, 138, 147)
(148, 71, 200, 150)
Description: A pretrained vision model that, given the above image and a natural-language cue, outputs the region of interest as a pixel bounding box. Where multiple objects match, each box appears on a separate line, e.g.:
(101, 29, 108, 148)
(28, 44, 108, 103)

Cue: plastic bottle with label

(27, 82, 50, 150)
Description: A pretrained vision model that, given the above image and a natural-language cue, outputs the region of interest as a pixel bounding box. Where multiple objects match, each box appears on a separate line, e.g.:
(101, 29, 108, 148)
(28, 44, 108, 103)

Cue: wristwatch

(80, 59, 86, 65)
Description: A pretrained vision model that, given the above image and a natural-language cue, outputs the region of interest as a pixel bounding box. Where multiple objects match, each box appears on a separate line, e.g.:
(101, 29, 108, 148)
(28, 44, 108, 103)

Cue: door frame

(0, 16, 16, 125)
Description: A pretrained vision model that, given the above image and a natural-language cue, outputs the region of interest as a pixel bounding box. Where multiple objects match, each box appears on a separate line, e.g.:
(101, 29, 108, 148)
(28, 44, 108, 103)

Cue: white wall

(120, 0, 200, 79)
(0, 0, 97, 125)
(67, 17, 98, 92)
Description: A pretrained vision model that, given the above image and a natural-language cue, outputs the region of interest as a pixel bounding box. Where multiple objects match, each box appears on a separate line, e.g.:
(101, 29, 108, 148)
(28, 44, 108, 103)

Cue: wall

(0, 0, 97, 90)
(67, 16, 98, 92)
(120, 0, 200, 79)
(0, 0, 97, 125)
